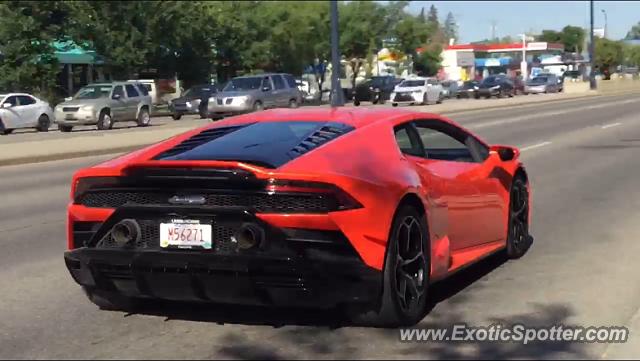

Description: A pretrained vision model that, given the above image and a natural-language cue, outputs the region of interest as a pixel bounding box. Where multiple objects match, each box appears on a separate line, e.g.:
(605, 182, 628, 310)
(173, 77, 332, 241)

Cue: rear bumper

(64, 247, 381, 308)
(64, 204, 382, 308)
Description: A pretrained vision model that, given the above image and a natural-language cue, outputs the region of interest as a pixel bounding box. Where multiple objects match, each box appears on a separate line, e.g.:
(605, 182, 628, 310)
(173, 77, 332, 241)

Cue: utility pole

(490, 20, 497, 42)
(589, 0, 597, 90)
(601, 9, 607, 38)
(330, 0, 344, 107)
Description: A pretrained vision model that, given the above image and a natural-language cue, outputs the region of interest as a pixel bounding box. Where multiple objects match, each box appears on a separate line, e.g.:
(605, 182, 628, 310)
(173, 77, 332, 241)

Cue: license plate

(65, 114, 76, 120)
(160, 219, 212, 249)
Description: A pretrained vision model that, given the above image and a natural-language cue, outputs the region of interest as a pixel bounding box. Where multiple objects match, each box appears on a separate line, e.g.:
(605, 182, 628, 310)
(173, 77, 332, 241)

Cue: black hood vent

(288, 123, 354, 157)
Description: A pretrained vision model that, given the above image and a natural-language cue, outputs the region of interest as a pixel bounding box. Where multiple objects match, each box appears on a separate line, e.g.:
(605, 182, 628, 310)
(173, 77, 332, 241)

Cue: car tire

(354, 99, 361, 106)
(36, 114, 51, 132)
(355, 205, 430, 327)
(82, 286, 140, 312)
(506, 176, 533, 259)
(288, 99, 299, 109)
(58, 124, 73, 132)
(97, 111, 113, 130)
(392, 103, 398, 107)
(0, 119, 12, 135)
(253, 101, 264, 112)
(136, 107, 151, 127)
(171, 113, 182, 121)
(456, 94, 461, 99)
(436, 94, 443, 104)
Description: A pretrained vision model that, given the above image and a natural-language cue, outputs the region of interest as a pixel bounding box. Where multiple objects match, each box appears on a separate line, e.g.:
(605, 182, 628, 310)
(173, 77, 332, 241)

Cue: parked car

(0, 93, 54, 135)
(206, 73, 302, 118)
(440, 80, 460, 99)
(476, 75, 515, 98)
(169, 84, 217, 120)
(390, 76, 444, 106)
(563, 70, 582, 82)
(54, 82, 153, 132)
(353, 76, 402, 106)
(128, 79, 159, 106)
(455, 81, 479, 99)
(524, 75, 560, 94)
(295, 79, 321, 105)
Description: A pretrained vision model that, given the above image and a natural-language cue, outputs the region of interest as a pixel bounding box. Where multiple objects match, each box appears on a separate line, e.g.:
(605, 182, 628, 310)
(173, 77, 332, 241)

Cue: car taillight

(265, 179, 363, 211)
(72, 176, 121, 202)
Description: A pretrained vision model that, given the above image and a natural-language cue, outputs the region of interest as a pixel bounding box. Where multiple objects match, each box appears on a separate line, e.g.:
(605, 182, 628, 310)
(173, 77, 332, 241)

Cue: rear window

(156, 121, 354, 168)
(399, 80, 425, 87)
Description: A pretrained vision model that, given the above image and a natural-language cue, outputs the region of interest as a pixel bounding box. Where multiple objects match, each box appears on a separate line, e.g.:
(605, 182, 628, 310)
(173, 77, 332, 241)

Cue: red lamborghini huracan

(64, 107, 532, 326)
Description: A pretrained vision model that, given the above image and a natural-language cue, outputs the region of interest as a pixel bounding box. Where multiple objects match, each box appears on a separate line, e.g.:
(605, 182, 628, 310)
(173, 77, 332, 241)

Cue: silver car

(0, 93, 54, 135)
(54, 82, 153, 132)
(207, 73, 302, 117)
(524, 75, 560, 94)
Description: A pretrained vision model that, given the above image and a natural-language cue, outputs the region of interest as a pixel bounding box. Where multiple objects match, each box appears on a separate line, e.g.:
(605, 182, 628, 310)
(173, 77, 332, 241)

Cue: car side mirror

(2, 102, 12, 109)
(490, 144, 519, 162)
(262, 86, 271, 92)
(112, 94, 121, 100)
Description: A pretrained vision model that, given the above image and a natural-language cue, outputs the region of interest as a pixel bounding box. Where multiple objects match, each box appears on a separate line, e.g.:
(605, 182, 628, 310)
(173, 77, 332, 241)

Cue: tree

(418, 7, 426, 24)
(339, 1, 386, 88)
(536, 29, 562, 43)
(443, 12, 458, 43)
(625, 22, 640, 40)
(0, 1, 75, 100)
(414, 44, 442, 77)
(623, 44, 640, 66)
(427, 4, 439, 28)
(561, 25, 585, 53)
(393, 13, 431, 56)
(595, 38, 624, 77)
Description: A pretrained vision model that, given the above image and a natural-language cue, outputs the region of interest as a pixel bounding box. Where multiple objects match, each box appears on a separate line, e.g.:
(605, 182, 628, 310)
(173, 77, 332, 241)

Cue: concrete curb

(2, 88, 639, 168)
(0, 144, 150, 167)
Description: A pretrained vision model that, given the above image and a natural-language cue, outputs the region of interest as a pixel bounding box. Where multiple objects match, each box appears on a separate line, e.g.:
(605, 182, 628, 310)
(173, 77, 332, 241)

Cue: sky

(399, 1, 640, 43)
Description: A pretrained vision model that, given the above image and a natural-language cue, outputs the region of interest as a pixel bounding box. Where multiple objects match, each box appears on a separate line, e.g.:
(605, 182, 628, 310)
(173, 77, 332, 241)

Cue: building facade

(440, 42, 565, 82)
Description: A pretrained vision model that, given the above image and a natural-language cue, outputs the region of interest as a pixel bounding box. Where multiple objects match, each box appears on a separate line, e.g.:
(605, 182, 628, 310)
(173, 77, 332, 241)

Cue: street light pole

(601, 9, 607, 38)
(329, 0, 344, 107)
(589, 0, 597, 90)
(520, 34, 527, 79)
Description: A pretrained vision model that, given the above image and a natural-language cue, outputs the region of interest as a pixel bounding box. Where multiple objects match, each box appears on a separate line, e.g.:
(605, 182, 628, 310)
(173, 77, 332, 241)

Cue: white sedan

(0, 93, 54, 135)
(390, 77, 444, 107)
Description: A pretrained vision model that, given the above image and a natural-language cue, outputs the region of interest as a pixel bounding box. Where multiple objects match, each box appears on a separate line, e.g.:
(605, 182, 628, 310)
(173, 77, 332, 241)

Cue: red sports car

(64, 107, 532, 326)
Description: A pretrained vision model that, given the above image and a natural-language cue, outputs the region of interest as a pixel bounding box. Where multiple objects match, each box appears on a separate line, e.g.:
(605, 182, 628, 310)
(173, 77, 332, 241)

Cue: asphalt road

(1, 93, 640, 359)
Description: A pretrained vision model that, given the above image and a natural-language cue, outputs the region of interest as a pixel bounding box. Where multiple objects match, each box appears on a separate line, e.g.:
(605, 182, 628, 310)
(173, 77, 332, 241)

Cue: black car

(353, 76, 402, 106)
(455, 80, 479, 99)
(476, 75, 515, 99)
(169, 84, 217, 120)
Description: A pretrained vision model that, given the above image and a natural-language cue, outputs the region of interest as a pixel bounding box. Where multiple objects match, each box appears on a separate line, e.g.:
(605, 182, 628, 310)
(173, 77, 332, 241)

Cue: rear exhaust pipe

(234, 223, 265, 250)
(111, 219, 141, 246)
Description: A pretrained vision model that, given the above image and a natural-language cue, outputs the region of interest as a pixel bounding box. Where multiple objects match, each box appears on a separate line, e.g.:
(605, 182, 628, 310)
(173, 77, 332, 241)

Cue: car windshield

(481, 76, 499, 85)
(370, 77, 388, 87)
(530, 77, 548, 84)
(74, 85, 112, 99)
(399, 80, 425, 87)
(223, 77, 262, 91)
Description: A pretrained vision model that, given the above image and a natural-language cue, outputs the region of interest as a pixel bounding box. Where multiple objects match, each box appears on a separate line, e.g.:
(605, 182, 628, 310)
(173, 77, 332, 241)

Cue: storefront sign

(456, 51, 475, 67)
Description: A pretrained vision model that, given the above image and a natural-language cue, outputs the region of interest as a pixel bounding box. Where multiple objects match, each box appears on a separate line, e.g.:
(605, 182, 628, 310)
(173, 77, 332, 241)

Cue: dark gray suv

(207, 73, 302, 118)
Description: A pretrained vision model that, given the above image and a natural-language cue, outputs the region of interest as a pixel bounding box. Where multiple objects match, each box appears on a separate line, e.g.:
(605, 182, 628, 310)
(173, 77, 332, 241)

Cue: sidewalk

(1, 84, 638, 167)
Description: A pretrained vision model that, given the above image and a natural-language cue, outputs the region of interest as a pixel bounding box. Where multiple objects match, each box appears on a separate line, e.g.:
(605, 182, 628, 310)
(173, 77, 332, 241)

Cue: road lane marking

(464, 98, 640, 130)
(520, 141, 552, 152)
(601, 122, 622, 129)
